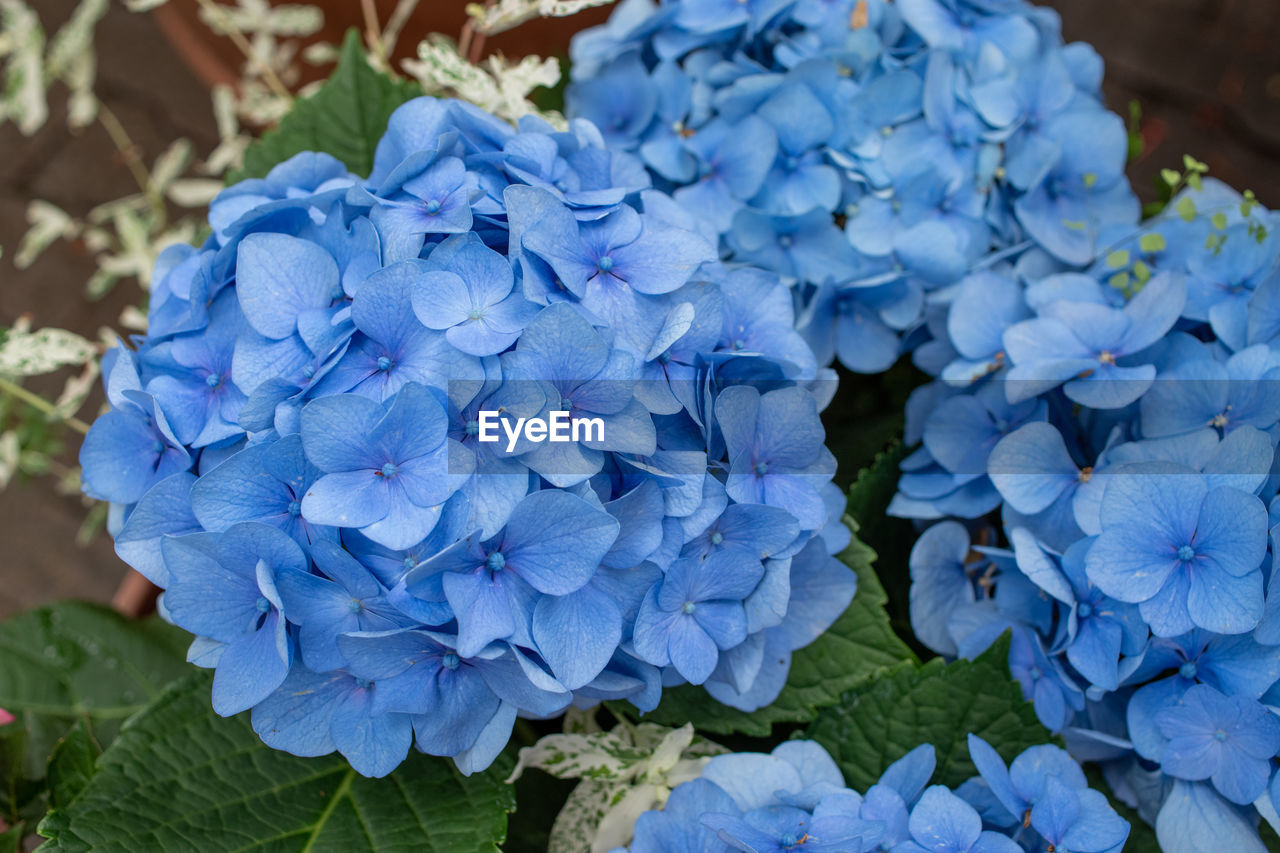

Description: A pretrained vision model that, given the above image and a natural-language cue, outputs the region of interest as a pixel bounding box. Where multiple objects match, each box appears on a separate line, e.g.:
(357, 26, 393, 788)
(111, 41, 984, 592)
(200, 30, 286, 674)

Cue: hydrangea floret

(616, 737, 1128, 853)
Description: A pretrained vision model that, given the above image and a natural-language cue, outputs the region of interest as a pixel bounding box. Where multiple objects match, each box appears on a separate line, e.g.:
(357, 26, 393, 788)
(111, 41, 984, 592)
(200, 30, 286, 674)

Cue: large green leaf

(44, 719, 100, 811)
(37, 673, 516, 852)
(0, 601, 189, 757)
(233, 29, 421, 181)
(629, 523, 916, 737)
(806, 634, 1054, 790)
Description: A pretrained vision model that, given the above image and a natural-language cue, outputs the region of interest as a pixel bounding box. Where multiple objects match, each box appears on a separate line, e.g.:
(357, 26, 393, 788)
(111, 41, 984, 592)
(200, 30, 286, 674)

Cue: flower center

(468, 307, 484, 320)
(424, 199, 441, 214)
(287, 500, 301, 517)
(778, 234, 793, 248)
(254, 596, 271, 614)
(466, 419, 480, 436)
(1029, 666, 1042, 680)
(347, 598, 363, 614)
(443, 652, 460, 670)
(205, 373, 222, 388)
(560, 397, 573, 411)
(151, 439, 165, 454)
(487, 552, 506, 572)
(682, 601, 697, 615)
(1177, 545, 1196, 562)
(1214, 729, 1228, 743)
(1077, 602, 1092, 618)
(597, 255, 614, 272)
(380, 462, 398, 478)
(355, 677, 372, 689)
(710, 531, 724, 545)
(755, 462, 769, 476)
(377, 356, 393, 372)
(1098, 350, 1116, 364)
(1179, 661, 1198, 679)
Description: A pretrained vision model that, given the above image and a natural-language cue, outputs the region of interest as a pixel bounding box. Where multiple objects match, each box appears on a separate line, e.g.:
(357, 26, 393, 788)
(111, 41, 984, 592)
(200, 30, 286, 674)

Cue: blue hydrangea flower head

(83, 95, 850, 778)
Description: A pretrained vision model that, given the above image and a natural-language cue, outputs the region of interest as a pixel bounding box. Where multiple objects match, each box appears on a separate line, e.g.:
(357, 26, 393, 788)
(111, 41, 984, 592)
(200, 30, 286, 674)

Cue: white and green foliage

(508, 719, 725, 853)
(403, 36, 564, 126)
(465, 0, 616, 37)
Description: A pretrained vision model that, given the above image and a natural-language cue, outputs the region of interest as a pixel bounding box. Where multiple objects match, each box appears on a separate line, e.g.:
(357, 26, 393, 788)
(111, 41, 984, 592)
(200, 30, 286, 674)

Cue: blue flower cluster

(565, 0, 1137, 374)
(620, 737, 1128, 853)
(896, 179, 1280, 851)
(79, 96, 856, 777)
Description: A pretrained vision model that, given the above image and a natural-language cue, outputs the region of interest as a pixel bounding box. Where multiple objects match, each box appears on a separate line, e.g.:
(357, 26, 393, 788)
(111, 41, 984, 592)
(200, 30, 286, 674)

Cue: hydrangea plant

(0, 0, 1275, 851)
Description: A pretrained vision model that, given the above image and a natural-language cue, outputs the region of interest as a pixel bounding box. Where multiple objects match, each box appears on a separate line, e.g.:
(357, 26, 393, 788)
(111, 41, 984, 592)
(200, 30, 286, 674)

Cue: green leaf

(623, 525, 916, 736)
(0, 821, 24, 853)
(1176, 196, 1197, 222)
(805, 633, 1053, 791)
(1160, 169, 1181, 186)
(1105, 249, 1130, 268)
(1138, 232, 1166, 253)
(45, 719, 100, 810)
(0, 601, 189, 756)
(37, 673, 515, 852)
(1212, 212, 1228, 230)
(0, 720, 43, 826)
(233, 29, 421, 181)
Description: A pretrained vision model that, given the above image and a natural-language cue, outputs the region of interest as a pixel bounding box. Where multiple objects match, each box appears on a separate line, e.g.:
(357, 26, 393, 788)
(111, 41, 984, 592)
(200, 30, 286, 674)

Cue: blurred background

(0, 0, 1276, 618)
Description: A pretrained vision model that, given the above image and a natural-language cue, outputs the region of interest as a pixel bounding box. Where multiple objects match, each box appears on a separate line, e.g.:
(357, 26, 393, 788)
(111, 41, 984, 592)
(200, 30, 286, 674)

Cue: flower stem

(0, 377, 91, 435)
(97, 102, 165, 222)
(192, 0, 293, 102)
(380, 0, 421, 61)
(360, 0, 384, 63)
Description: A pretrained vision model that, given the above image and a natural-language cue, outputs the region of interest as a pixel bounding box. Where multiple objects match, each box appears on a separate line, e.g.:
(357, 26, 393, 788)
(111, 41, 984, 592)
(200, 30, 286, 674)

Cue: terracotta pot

(151, 0, 613, 92)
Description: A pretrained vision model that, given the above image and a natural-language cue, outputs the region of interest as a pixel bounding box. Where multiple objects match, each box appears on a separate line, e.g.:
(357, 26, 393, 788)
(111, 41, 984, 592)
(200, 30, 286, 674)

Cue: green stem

(97, 102, 164, 223)
(0, 377, 90, 435)
(192, 0, 294, 102)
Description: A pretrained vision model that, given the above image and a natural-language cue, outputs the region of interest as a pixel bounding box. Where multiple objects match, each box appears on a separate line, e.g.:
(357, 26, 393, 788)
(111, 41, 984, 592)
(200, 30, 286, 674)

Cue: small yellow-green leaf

(1133, 260, 1151, 284)
(1183, 154, 1208, 173)
(1105, 250, 1130, 268)
(1138, 233, 1167, 253)
(1161, 169, 1181, 186)
(1176, 196, 1197, 222)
